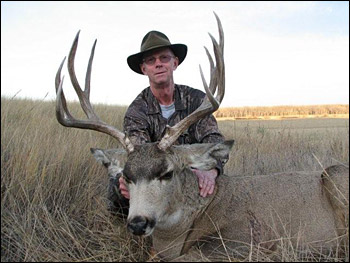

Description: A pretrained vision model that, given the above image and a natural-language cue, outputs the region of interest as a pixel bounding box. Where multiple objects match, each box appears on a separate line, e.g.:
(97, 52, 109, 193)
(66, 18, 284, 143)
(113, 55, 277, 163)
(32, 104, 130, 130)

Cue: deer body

(92, 145, 348, 261)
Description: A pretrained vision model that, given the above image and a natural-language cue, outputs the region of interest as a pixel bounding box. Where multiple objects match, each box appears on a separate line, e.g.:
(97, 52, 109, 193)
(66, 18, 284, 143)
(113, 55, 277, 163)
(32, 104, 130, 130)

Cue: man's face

(140, 48, 179, 87)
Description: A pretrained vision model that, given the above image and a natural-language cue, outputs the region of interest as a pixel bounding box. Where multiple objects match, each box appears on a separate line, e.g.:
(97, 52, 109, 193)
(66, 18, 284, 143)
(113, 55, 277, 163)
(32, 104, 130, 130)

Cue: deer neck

(152, 168, 216, 259)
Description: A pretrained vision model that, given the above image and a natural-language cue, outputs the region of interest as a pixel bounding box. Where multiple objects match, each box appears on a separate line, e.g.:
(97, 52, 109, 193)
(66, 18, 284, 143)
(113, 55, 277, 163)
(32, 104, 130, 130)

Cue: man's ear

(172, 57, 179, 71)
(172, 140, 234, 171)
(140, 63, 147, 75)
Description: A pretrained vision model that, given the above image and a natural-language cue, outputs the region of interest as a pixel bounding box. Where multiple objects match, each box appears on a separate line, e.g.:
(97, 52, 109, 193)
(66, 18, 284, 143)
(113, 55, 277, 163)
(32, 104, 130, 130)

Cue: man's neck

(150, 84, 175, 106)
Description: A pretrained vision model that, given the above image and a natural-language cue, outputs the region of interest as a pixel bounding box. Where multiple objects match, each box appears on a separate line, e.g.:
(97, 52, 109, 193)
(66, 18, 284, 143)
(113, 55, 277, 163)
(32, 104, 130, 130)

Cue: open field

(214, 104, 349, 120)
(216, 113, 349, 121)
(217, 117, 348, 176)
(1, 97, 349, 262)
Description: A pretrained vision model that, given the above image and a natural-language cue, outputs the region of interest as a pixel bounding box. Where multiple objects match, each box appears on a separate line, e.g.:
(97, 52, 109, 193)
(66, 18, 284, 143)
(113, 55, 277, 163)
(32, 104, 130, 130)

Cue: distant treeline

(213, 104, 349, 118)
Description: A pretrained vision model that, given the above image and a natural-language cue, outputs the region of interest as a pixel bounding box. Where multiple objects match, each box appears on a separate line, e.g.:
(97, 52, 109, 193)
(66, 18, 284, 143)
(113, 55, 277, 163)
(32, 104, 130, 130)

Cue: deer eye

(159, 171, 173, 181)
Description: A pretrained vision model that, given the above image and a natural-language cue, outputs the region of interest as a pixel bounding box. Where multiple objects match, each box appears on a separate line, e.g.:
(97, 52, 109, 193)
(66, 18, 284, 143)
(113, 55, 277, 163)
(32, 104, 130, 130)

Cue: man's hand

(119, 169, 218, 199)
(119, 176, 130, 199)
(191, 168, 218, 197)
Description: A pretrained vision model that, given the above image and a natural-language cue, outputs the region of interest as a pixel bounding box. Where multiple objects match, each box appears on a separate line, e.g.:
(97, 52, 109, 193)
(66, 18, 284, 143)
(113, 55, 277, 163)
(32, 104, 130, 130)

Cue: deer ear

(90, 148, 111, 168)
(173, 140, 234, 171)
(90, 148, 127, 170)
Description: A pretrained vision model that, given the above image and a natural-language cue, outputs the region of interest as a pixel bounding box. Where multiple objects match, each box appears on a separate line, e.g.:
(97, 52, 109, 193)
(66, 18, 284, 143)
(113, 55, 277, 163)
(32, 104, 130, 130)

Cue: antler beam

(55, 31, 134, 153)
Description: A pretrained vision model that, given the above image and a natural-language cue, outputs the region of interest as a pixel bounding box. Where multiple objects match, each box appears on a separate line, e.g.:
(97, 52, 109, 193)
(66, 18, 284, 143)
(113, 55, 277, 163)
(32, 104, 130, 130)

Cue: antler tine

(85, 39, 96, 102)
(158, 13, 225, 151)
(214, 11, 224, 52)
(67, 30, 98, 120)
(204, 46, 216, 95)
(204, 12, 224, 97)
(214, 11, 225, 103)
(209, 33, 225, 103)
(55, 31, 134, 153)
(55, 56, 74, 120)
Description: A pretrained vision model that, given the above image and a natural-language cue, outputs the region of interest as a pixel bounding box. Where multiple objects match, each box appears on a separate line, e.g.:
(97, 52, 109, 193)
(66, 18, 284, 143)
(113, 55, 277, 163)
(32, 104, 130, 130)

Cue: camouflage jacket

(123, 84, 226, 174)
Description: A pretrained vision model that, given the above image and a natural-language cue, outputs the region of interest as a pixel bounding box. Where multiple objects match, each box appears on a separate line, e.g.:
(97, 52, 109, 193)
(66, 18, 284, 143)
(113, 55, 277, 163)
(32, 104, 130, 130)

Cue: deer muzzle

(127, 215, 156, 236)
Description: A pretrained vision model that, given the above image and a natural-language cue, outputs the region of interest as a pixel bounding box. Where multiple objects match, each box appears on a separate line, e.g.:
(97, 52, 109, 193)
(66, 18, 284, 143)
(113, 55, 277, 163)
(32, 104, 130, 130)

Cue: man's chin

(152, 79, 171, 87)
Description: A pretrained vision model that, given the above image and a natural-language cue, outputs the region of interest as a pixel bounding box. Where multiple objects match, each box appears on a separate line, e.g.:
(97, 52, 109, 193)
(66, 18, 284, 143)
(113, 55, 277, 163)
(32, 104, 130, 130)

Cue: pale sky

(1, 1, 349, 107)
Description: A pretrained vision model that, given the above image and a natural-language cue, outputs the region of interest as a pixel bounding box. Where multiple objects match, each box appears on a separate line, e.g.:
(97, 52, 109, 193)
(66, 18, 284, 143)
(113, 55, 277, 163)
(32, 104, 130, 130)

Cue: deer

(55, 14, 349, 261)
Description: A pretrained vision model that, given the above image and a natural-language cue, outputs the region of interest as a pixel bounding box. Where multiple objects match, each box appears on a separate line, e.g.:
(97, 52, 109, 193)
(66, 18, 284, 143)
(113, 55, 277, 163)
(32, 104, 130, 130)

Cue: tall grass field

(1, 97, 349, 261)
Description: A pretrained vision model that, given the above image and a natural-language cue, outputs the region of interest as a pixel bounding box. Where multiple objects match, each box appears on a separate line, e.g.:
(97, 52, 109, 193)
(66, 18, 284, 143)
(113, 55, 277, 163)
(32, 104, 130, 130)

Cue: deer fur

(92, 142, 349, 261)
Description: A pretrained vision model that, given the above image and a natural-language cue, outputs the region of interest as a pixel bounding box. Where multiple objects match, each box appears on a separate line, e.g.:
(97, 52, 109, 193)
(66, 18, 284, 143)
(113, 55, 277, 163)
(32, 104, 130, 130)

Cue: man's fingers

(193, 168, 217, 197)
(123, 190, 130, 199)
(119, 176, 125, 185)
(200, 187, 207, 198)
(208, 184, 214, 195)
(198, 175, 204, 188)
(192, 169, 203, 188)
(200, 178, 214, 197)
(119, 176, 130, 199)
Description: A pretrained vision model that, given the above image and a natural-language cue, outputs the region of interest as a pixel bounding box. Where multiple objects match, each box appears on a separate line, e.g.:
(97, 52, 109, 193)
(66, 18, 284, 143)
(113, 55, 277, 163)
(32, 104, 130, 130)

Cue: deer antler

(55, 31, 134, 153)
(158, 12, 225, 151)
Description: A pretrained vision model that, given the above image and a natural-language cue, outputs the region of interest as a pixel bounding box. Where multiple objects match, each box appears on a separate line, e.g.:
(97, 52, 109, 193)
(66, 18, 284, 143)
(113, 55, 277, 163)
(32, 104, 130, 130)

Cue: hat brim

(127, 44, 187, 74)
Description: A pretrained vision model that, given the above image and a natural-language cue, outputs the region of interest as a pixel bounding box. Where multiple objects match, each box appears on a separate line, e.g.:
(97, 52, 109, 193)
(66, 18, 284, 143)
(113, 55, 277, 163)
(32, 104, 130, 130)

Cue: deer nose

(127, 216, 155, 236)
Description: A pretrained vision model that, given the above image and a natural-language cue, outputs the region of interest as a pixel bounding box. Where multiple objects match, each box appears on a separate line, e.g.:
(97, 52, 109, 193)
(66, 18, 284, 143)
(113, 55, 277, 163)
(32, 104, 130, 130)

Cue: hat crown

(141, 31, 172, 52)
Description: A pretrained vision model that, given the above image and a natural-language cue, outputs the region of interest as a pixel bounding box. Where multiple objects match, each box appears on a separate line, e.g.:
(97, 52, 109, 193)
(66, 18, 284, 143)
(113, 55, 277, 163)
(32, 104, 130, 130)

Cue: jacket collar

(147, 84, 185, 114)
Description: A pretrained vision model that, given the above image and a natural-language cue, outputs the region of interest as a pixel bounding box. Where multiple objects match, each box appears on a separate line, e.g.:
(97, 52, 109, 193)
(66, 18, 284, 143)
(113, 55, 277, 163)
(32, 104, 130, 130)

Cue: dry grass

(218, 117, 349, 176)
(214, 104, 349, 119)
(1, 97, 349, 262)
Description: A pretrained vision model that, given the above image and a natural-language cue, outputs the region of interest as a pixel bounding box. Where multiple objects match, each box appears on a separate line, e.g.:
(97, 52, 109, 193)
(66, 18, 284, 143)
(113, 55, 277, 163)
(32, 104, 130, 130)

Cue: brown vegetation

(1, 97, 349, 261)
(214, 104, 349, 119)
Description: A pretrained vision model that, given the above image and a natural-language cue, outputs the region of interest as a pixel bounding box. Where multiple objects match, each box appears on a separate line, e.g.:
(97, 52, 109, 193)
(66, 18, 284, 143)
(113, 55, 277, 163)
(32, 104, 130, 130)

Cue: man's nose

(154, 58, 164, 66)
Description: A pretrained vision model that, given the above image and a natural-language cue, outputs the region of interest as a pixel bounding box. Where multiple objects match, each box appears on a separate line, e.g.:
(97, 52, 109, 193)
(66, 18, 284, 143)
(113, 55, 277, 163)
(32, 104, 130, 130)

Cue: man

(112, 30, 225, 213)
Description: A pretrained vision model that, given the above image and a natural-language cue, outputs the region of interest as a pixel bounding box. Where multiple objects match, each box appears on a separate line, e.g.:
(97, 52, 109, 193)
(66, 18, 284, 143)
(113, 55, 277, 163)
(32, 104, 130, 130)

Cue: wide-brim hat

(127, 30, 187, 74)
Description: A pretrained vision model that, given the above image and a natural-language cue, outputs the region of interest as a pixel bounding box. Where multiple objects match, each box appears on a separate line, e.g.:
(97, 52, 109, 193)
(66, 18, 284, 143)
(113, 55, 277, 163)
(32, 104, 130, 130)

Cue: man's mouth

(155, 71, 166, 76)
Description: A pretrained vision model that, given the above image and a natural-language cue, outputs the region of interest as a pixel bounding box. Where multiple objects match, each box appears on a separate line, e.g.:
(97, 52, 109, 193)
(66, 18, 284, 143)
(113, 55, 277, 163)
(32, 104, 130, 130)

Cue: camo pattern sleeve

(123, 84, 226, 174)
